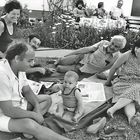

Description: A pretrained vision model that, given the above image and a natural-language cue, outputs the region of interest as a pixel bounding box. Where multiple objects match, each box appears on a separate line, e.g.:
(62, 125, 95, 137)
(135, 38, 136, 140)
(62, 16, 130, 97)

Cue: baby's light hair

(64, 71, 79, 82)
(111, 35, 126, 49)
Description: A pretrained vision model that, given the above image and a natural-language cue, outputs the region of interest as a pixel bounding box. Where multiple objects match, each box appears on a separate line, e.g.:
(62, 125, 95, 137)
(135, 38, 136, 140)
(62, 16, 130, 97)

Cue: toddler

(51, 71, 84, 122)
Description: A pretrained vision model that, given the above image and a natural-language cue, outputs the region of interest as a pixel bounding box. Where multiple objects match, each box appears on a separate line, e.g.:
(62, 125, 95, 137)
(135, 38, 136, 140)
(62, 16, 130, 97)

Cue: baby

(51, 71, 84, 122)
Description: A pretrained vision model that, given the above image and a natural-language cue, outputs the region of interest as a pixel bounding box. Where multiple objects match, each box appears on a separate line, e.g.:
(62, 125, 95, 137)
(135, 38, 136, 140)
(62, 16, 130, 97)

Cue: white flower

(52, 26, 56, 29)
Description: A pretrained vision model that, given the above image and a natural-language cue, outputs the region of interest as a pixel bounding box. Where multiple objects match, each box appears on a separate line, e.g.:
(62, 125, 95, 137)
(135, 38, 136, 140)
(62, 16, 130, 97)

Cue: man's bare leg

(9, 118, 70, 140)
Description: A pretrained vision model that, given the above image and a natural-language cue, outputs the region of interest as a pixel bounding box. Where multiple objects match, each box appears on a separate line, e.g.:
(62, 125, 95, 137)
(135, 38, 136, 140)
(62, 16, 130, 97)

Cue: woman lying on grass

(55, 35, 126, 80)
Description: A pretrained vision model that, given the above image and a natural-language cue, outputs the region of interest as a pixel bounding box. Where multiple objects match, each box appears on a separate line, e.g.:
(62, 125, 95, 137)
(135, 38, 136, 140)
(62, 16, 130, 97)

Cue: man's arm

(0, 101, 43, 124)
(22, 85, 40, 111)
(26, 67, 46, 75)
(65, 41, 101, 57)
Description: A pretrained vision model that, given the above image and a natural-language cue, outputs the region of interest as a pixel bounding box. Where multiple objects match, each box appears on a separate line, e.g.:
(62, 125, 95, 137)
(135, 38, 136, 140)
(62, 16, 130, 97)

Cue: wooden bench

(127, 16, 140, 31)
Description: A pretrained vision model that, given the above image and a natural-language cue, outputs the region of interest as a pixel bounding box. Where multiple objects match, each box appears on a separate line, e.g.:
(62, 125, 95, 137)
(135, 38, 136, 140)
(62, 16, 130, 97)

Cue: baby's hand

(72, 116, 78, 122)
(72, 113, 82, 122)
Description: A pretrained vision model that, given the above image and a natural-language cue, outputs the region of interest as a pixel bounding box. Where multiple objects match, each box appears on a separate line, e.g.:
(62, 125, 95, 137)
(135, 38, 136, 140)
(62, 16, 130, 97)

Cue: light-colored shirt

(110, 6, 123, 19)
(80, 40, 119, 74)
(0, 59, 28, 117)
(73, 8, 87, 17)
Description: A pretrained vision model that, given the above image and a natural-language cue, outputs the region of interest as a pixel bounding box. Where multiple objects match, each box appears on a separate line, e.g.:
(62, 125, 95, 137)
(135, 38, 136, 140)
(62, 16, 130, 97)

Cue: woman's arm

(0, 21, 4, 36)
(97, 53, 120, 73)
(105, 51, 130, 86)
(65, 41, 101, 57)
(0, 21, 5, 57)
(83, 7, 89, 17)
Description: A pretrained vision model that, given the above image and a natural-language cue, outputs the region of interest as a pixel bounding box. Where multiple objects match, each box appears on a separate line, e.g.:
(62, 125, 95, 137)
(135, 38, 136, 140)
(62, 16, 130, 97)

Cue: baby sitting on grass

(51, 71, 84, 122)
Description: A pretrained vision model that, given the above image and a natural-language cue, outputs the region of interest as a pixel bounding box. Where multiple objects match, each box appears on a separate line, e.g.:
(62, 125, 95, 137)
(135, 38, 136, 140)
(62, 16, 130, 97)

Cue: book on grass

(77, 81, 106, 102)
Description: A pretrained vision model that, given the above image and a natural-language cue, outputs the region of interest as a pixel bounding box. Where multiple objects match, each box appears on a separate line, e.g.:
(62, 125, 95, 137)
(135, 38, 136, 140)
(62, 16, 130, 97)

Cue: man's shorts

(0, 99, 27, 132)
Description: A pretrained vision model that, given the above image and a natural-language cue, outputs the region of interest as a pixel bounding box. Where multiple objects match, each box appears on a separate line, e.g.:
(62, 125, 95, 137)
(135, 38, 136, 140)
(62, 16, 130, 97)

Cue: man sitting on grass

(0, 40, 70, 140)
(26, 34, 55, 81)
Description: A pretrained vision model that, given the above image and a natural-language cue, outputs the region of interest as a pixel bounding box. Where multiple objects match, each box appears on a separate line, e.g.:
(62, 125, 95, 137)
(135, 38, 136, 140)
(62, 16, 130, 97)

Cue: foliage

(15, 17, 140, 53)
(17, 4, 31, 28)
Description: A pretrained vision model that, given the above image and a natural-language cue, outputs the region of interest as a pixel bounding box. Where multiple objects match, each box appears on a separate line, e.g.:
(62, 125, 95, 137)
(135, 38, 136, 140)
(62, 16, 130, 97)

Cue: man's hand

(36, 67, 46, 74)
(47, 68, 56, 73)
(104, 81, 112, 87)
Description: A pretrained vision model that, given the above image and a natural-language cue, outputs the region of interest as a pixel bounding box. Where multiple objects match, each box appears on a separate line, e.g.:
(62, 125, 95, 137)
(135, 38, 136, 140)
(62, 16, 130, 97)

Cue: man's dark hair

(28, 34, 40, 42)
(98, 2, 104, 8)
(5, 41, 29, 62)
(4, 0, 22, 13)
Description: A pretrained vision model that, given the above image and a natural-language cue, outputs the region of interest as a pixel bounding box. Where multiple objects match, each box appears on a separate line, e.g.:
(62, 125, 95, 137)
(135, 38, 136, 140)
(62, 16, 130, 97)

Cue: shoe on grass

(86, 117, 106, 134)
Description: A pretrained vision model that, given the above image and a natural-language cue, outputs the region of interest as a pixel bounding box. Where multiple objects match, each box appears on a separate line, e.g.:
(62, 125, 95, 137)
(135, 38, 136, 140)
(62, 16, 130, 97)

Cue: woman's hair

(111, 35, 126, 49)
(131, 38, 140, 57)
(4, 0, 22, 13)
(98, 2, 104, 8)
(65, 71, 79, 82)
(5, 40, 30, 62)
(75, 0, 85, 8)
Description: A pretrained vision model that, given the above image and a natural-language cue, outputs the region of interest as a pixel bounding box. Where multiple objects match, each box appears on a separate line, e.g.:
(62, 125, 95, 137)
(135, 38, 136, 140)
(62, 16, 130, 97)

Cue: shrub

(15, 20, 140, 53)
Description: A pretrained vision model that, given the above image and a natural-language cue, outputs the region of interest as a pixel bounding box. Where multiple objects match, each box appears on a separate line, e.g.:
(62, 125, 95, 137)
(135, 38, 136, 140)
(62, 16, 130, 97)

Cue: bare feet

(54, 58, 61, 66)
(86, 117, 107, 134)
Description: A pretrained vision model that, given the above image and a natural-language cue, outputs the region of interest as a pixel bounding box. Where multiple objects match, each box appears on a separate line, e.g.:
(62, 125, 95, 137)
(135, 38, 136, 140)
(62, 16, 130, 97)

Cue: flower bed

(15, 18, 140, 53)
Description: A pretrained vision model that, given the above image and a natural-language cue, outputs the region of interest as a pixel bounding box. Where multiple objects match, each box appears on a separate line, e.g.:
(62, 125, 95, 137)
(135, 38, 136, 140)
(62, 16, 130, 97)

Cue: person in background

(109, 0, 124, 20)
(0, 0, 22, 58)
(27, 34, 41, 50)
(50, 71, 84, 122)
(73, 0, 89, 22)
(55, 35, 126, 80)
(105, 38, 140, 124)
(93, 2, 107, 19)
(0, 40, 70, 140)
(26, 34, 55, 80)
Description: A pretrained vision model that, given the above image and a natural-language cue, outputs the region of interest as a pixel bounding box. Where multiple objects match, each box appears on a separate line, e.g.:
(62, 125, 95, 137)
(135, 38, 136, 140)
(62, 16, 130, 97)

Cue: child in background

(51, 71, 84, 122)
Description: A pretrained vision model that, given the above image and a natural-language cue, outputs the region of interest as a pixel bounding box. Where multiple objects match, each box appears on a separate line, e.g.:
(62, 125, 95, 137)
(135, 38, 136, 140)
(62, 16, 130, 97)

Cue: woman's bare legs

(55, 54, 83, 66)
(107, 98, 132, 118)
(124, 102, 136, 124)
(56, 65, 77, 73)
(9, 118, 70, 140)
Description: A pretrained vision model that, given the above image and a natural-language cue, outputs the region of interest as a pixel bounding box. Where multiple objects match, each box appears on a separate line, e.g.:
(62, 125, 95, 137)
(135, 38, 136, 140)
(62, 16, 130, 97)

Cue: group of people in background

(0, 0, 140, 140)
(73, 0, 125, 20)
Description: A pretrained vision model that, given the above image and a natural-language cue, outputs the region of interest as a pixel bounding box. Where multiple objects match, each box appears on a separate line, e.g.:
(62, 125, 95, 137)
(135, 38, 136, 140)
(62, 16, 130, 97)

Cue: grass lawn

(0, 57, 140, 140)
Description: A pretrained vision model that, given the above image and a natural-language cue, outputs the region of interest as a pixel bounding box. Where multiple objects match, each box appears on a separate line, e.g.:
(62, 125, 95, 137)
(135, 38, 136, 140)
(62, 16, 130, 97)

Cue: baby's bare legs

(107, 98, 132, 118)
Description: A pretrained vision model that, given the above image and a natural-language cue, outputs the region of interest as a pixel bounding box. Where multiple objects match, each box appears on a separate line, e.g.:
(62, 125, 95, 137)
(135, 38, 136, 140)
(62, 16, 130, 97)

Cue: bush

(15, 20, 140, 53)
